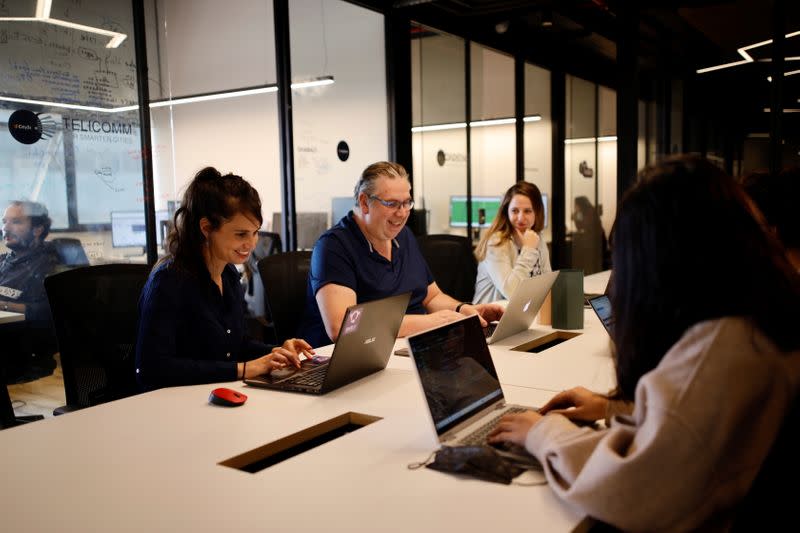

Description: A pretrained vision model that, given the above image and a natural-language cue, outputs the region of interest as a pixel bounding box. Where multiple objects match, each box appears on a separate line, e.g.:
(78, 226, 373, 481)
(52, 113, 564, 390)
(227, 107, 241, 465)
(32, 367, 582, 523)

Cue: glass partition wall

(411, 24, 467, 237)
(1, 0, 144, 415)
(147, 0, 281, 252)
(564, 75, 617, 275)
(411, 25, 554, 246)
(290, 0, 388, 246)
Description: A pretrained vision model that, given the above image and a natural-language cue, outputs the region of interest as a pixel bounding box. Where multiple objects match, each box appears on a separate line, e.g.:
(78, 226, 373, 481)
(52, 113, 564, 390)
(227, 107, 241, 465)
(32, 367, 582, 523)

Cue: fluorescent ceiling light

(470, 118, 516, 128)
(0, 79, 337, 113)
(411, 122, 467, 133)
(291, 76, 335, 89)
(565, 137, 597, 144)
(697, 29, 800, 74)
(149, 86, 278, 108)
(764, 108, 800, 113)
(0, 0, 127, 48)
(411, 115, 542, 132)
(0, 95, 137, 113)
(35, 0, 52, 18)
(598, 135, 617, 142)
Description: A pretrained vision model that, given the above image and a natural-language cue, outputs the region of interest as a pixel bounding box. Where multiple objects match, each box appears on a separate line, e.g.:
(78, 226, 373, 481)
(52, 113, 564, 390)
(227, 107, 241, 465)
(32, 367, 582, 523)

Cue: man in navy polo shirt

(299, 161, 503, 347)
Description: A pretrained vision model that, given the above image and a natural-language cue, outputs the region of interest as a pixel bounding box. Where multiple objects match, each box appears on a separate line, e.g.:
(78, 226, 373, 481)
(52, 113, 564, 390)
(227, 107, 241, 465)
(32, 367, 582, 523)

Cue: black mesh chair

(416, 234, 477, 303)
(44, 264, 150, 415)
(0, 366, 43, 429)
(0, 367, 19, 430)
(50, 237, 90, 267)
(257, 251, 312, 344)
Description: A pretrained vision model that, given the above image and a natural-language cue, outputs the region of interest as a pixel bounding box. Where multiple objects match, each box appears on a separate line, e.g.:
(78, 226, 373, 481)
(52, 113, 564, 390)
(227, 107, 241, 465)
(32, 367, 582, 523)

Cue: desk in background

(0, 310, 24, 325)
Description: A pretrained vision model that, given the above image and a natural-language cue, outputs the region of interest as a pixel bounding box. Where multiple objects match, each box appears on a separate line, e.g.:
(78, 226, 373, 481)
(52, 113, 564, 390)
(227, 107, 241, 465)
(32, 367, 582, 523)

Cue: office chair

(0, 365, 44, 429)
(44, 264, 150, 415)
(416, 234, 477, 303)
(257, 251, 312, 344)
(50, 237, 90, 267)
(243, 232, 283, 341)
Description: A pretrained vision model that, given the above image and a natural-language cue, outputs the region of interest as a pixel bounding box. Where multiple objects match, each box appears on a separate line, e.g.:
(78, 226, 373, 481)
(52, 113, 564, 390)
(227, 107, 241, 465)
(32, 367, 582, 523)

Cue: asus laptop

(484, 270, 560, 344)
(245, 292, 410, 394)
(587, 294, 614, 336)
(407, 314, 539, 447)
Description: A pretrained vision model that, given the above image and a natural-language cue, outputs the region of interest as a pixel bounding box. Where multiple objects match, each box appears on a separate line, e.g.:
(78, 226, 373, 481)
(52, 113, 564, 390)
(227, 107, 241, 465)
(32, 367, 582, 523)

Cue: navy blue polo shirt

(298, 212, 433, 347)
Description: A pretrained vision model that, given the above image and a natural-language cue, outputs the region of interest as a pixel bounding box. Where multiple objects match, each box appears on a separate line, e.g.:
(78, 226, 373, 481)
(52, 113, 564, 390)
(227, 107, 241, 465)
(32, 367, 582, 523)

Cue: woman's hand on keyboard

(487, 410, 542, 447)
(538, 386, 608, 422)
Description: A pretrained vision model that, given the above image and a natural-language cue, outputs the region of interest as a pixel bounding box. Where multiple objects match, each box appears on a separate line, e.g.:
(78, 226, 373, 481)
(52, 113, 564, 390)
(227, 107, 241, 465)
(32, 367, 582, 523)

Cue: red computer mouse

(208, 387, 247, 407)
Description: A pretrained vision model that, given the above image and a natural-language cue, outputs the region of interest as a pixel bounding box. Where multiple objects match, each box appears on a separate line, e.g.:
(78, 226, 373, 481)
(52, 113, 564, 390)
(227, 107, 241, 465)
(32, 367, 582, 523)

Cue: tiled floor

(8, 355, 66, 419)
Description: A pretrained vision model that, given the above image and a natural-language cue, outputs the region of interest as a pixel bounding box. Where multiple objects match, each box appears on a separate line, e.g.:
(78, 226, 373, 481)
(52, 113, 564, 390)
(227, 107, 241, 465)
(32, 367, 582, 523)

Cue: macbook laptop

(245, 292, 410, 394)
(407, 314, 539, 447)
(484, 270, 560, 344)
(587, 294, 614, 335)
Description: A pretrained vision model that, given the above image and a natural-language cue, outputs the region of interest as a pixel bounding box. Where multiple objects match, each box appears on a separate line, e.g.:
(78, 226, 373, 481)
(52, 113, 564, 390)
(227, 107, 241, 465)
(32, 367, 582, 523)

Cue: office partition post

(274, 0, 298, 251)
(131, 0, 158, 266)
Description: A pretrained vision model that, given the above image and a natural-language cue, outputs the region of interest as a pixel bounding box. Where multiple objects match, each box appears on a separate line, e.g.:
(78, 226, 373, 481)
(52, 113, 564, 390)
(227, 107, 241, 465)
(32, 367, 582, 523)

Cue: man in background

(0, 200, 62, 383)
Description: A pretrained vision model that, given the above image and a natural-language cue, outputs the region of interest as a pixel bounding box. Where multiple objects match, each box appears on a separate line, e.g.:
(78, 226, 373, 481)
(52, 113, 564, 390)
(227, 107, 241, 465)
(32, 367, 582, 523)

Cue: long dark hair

(475, 181, 545, 261)
(165, 167, 263, 274)
(610, 156, 800, 401)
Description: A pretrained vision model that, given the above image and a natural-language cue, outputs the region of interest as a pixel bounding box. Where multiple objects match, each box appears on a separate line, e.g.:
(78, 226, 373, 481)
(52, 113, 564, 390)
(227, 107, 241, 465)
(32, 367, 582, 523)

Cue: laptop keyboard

(285, 364, 328, 387)
(460, 406, 528, 445)
(483, 323, 498, 338)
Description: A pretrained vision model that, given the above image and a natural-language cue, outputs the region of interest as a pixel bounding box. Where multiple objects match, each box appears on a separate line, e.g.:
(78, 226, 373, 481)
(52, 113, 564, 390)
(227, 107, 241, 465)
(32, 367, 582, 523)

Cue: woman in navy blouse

(135, 167, 313, 389)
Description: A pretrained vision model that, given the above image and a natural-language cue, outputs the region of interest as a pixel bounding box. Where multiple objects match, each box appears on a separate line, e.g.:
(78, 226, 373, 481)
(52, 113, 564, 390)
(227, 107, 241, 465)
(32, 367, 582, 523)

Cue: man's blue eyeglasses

(368, 195, 415, 210)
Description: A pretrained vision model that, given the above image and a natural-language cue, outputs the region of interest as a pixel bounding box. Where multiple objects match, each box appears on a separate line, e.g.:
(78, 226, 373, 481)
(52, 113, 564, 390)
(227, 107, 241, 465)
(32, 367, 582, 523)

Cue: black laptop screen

(408, 316, 504, 435)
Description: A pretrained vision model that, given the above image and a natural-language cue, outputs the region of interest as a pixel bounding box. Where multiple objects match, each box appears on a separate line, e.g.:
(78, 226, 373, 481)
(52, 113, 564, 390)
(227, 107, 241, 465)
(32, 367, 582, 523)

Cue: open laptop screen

(588, 295, 614, 335)
(408, 316, 504, 435)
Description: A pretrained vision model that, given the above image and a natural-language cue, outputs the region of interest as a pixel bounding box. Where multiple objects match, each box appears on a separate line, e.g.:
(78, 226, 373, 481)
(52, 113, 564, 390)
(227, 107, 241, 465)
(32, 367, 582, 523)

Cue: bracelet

(455, 302, 468, 313)
(242, 361, 247, 381)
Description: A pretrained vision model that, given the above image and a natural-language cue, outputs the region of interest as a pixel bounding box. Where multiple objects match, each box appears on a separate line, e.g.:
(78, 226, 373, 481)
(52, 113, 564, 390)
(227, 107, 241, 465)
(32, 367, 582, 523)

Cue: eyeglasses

(368, 195, 415, 211)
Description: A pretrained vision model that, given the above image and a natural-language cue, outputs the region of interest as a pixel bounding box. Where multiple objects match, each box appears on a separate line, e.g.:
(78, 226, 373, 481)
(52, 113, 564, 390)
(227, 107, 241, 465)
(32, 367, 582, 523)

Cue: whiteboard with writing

(0, 0, 137, 108)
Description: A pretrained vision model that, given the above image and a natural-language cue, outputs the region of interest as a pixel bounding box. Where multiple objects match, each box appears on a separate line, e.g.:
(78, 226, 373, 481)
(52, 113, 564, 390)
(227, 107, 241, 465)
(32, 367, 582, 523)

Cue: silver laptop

(407, 314, 538, 447)
(245, 292, 410, 394)
(484, 270, 560, 344)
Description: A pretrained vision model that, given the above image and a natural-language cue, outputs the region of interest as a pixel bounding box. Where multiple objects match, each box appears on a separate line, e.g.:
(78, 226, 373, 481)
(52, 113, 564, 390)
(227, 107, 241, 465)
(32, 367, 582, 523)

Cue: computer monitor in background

(272, 212, 328, 250)
(449, 196, 502, 228)
(111, 210, 169, 248)
(331, 197, 354, 227)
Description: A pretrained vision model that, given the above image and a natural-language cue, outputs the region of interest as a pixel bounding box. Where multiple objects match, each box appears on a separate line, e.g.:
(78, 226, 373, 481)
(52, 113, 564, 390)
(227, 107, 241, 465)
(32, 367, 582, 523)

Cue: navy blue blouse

(135, 261, 270, 389)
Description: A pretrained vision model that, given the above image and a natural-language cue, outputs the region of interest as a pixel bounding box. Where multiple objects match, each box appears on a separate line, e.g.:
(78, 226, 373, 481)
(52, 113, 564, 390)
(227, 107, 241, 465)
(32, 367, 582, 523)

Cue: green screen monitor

(449, 196, 502, 228)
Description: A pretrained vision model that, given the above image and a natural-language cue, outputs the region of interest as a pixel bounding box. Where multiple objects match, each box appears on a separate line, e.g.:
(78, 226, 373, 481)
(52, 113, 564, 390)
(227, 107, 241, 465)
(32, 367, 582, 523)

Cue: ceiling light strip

(411, 115, 542, 132)
(697, 29, 800, 74)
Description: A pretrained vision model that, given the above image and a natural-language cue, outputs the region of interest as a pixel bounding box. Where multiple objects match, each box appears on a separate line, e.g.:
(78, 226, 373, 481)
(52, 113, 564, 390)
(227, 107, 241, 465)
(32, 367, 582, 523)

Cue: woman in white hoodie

(489, 156, 800, 531)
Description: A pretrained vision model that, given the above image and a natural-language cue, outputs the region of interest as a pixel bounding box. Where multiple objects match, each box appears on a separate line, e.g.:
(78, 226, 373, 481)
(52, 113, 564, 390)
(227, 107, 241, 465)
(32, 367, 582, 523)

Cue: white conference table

(1, 271, 615, 533)
(0, 310, 24, 324)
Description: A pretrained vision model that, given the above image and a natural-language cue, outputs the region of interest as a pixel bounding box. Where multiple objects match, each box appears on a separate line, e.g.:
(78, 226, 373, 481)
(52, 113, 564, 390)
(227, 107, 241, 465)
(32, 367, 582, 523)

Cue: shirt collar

(365, 238, 400, 254)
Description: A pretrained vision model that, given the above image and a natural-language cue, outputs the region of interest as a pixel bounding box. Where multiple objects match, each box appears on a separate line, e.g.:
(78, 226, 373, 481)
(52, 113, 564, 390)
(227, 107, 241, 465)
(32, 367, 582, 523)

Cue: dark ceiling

(364, 0, 800, 138)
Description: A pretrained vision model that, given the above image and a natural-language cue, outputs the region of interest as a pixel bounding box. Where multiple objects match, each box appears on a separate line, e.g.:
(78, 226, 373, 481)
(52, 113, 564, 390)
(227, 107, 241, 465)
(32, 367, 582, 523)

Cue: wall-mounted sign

(579, 160, 594, 178)
(337, 140, 350, 162)
(8, 109, 56, 144)
(436, 149, 467, 167)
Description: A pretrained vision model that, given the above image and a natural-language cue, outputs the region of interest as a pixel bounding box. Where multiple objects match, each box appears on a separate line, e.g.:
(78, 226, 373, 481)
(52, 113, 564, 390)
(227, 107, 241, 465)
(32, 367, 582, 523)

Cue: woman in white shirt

(473, 181, 551, 304)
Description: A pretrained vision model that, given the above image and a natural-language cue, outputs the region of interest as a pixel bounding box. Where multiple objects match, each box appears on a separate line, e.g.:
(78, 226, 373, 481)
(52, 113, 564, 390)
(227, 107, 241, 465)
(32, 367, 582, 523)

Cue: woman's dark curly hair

(165, 167, 262, 274)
